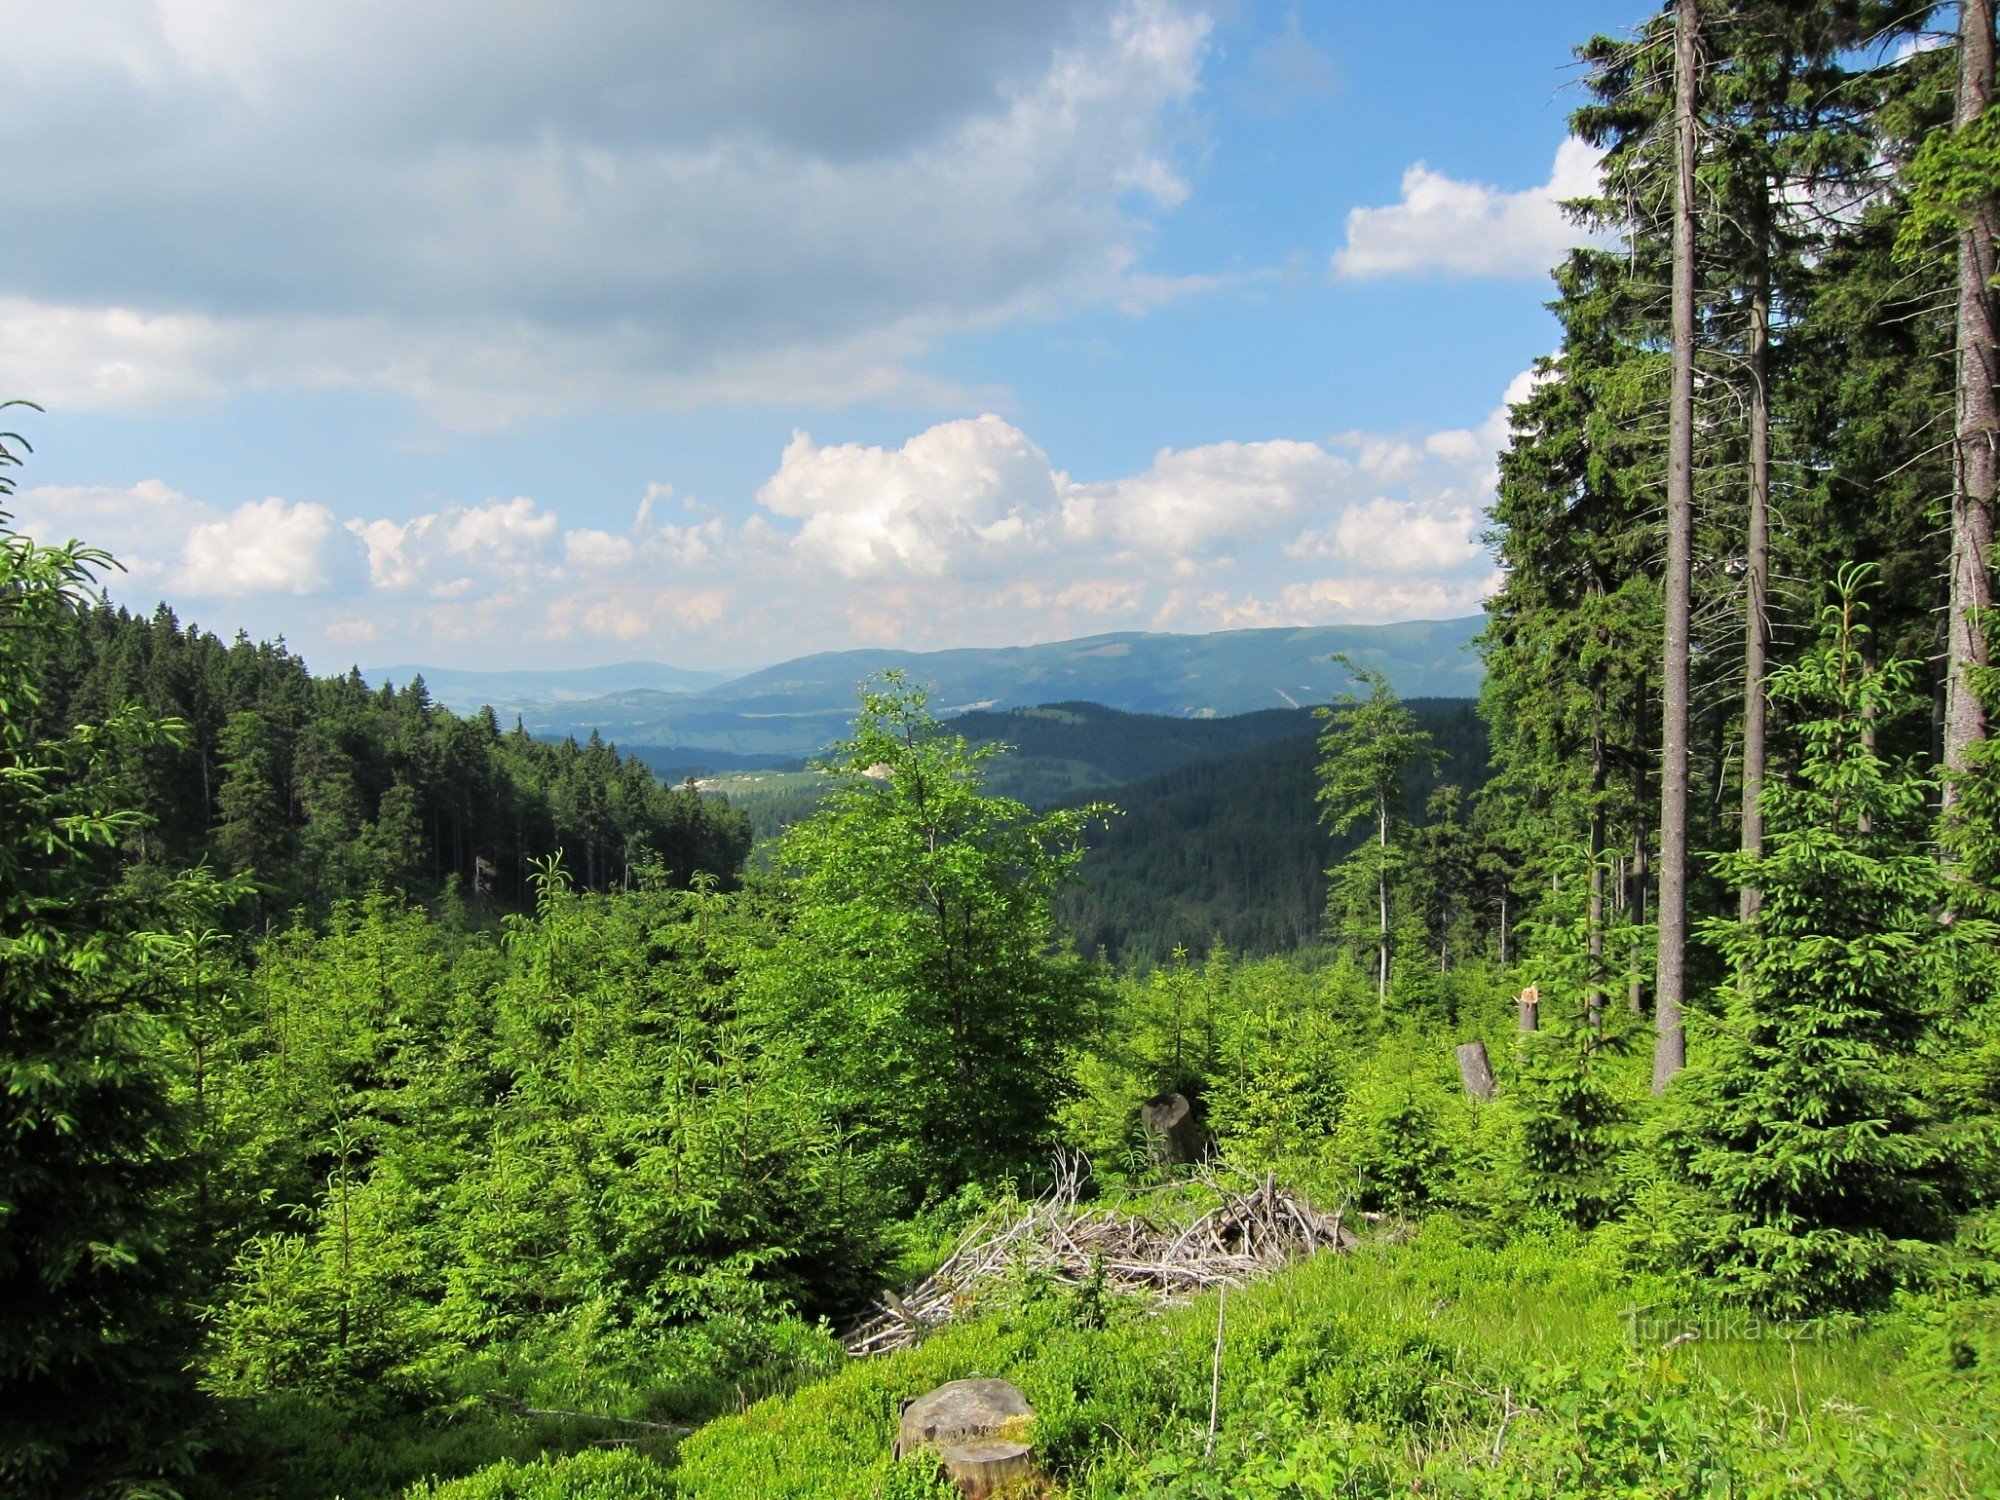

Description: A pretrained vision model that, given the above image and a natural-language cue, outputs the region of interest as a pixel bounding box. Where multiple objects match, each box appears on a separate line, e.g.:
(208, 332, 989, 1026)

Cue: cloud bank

(12, 379, 1530, 669)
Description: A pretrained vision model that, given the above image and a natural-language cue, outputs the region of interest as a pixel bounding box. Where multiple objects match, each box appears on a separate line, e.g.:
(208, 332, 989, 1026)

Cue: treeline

(26, 601, 751, 913)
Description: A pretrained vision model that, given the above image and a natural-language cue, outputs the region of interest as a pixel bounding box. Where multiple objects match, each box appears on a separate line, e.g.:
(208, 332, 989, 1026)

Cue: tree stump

(1140, 1091, 1201, 1166)
(1518, 984, 1541, 1033)
(938, 1439, 1037, 1498)
(896, 1379, 1039, 1497)
(1455, 1041, 1495, 1101)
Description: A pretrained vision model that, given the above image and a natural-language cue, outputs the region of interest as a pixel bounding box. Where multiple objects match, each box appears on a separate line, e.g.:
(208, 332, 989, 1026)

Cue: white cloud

(1286, 496, 1484, 575)
(9, 480, 362, 597)
(180, 497, 351, 596)
(11, 370, 1533, 667)
(756, 416, 1063, 579)
(350, 496, 561, 595)
(0, 0, 1215, 424)
(1204, 571, 1502, 629)
(1065, 439, 1351, 554)
(1331, 137, 1603, 281)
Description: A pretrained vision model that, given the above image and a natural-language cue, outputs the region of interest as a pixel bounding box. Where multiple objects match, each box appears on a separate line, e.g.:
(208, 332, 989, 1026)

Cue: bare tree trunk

(1654, 0, 1700, 1094)
(1860, 638, 1879, 835)
(1377, 794, 1390, 1009)
(1947, 0, 1998, 811)
(1741, 222, 1771, 921)
(1588, 669, 1607, 1030)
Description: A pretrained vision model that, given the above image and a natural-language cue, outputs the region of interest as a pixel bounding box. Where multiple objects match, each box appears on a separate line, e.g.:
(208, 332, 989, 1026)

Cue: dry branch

(843, 1157, 1355, 1358)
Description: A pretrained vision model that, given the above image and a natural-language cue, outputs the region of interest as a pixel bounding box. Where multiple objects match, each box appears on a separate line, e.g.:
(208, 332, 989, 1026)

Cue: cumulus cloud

(1285, 497, 1484, 574)
(757, 417, 1063, 579)
(351, 496, 562, 595)
(10, 480, 363, 598)
(1331, 137, 1603, 280)
(1066, 440, 1349, 555)
(10, 372, 1531, 667)
(181, 497, 352, 596)
(0, 0, 1214, 424)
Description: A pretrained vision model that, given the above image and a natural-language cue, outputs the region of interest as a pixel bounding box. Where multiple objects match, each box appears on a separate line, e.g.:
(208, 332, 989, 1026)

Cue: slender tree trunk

(1947, 0, 1998, 809)
(1741, 221, 1772, 920)
(1654, 0, 1700, 1094)
(1377, 794, 1390, 1009)
(1859, 638, 1878, 835)
(1588, 670, 1607, 1031)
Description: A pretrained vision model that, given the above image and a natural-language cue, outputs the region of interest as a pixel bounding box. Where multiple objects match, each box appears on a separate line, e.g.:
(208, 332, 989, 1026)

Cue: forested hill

(952, 701, 1327, 800)
(712, 697, 1488, 965)
(29, 601, 752, 914)
(1055, 699, 1488, 965)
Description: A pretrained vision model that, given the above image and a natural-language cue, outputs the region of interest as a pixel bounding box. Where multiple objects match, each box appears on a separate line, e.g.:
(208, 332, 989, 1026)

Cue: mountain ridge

(374, 617, 1487, 760)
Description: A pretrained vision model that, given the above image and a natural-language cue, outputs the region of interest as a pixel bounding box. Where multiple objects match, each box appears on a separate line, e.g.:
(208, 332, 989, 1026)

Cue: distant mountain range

(364, 660, 735, 714)
(371, 617, 1485, 762)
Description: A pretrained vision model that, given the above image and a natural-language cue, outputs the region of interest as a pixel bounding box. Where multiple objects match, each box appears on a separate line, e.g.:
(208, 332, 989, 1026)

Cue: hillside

(1056, 698, 1487, 964)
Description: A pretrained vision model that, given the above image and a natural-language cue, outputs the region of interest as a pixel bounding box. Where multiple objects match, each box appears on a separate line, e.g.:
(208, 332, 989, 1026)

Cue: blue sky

(4, 0, 1635, 673)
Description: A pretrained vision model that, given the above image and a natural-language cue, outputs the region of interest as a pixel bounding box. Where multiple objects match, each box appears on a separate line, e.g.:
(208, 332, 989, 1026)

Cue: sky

(2, 0, 1638, 675)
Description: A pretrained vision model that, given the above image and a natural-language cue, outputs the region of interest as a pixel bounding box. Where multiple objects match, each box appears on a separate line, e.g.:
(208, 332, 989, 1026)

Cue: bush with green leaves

(194, 864, 872, 1493)
(1486, 854, 1642, 1231)
(401, 1448, 674, 1500)
(1326, 1034, 1471, 1216)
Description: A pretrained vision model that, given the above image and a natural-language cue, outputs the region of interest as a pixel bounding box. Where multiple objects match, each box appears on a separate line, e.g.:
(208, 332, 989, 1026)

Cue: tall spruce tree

(1666, 569, 1966, 1314)
(1654, 0, 1704, 1092)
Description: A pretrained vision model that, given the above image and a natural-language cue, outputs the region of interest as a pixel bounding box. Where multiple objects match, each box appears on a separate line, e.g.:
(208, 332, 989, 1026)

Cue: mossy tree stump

(896, 1378, 1040, 1497)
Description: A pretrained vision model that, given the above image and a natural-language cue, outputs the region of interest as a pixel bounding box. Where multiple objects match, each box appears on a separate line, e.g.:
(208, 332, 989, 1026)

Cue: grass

(665, 1216, 1994, 1498)
(396, 1208, 1998, 1498)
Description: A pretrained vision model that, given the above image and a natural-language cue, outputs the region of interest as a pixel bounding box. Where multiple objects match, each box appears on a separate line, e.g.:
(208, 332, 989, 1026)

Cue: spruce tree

(1315, 662, 1441, 1009)
(1666, 569, 1967, 1314)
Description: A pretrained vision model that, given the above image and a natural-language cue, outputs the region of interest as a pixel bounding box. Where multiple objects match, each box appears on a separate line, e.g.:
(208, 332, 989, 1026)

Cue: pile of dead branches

(844, 1156, 1355, 1358)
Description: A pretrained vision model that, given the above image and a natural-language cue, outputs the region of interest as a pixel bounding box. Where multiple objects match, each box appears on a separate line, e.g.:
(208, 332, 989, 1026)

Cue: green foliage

(1316, 662, 1444, 1003)
(1326, 1035, 1470, 1216)
(1057, 700, 1488, 967)
(0, 486, 201, 1496)
(672, 1220, 1989, 1499)
(24, 602, 752, 918)
(1485, 854, 1643, 1231)
(1495, 1022, 1636, 1232)
(1898, 102, 2000, 259)
(176, 877, 859, 1496)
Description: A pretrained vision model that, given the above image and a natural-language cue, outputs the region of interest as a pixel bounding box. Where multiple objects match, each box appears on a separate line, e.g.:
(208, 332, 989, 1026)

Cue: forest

(6, 1, 2000, 1497)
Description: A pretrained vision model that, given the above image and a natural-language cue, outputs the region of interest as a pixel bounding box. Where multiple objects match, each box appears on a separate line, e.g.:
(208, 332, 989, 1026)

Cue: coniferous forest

(8, 3, 2000, 1498)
